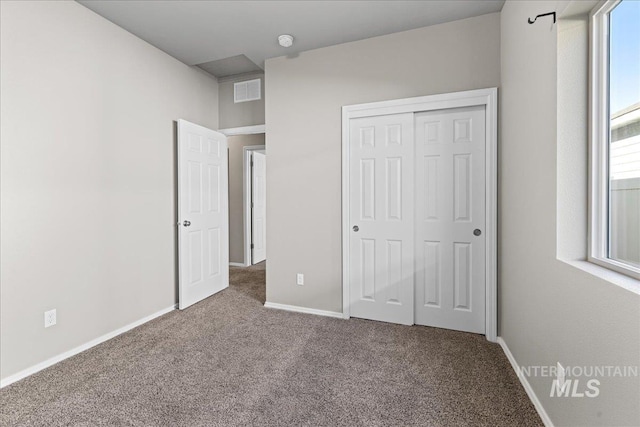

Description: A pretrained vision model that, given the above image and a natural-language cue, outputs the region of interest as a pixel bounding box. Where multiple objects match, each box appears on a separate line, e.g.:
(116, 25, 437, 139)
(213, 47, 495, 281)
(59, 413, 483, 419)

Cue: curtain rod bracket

(528, 11, 556, 24)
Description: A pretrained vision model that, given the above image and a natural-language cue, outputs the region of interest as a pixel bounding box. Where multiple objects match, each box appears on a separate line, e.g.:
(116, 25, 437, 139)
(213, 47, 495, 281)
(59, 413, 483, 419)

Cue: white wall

(0, 1, 218, 380)
(500, 2, 640, 425)
(218, 74, 265, 129)
(264, 13, 500, 312)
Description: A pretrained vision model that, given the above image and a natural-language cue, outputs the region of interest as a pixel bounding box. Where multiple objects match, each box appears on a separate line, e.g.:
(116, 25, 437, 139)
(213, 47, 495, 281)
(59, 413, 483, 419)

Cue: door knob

(353, 225, 359, 232)
(183, 220, 191, 227)
(473, 229, 482, 236)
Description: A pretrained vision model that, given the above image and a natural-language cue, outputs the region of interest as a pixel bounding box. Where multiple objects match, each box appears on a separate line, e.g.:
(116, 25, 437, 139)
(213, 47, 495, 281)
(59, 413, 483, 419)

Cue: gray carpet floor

(0, 262, 542, 426)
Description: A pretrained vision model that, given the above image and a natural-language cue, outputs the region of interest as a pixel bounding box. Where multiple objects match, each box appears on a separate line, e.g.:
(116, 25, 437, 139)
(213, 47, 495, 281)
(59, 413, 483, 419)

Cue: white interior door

(177, 119, 229, 310)
(252, 150, 267, 264)
(414, 106, 486, 334)
(349, 113, 415, 325)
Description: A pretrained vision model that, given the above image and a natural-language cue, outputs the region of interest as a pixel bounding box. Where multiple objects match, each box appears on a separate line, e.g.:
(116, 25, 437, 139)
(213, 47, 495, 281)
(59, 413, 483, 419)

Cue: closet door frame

(341, 88, 498, 342)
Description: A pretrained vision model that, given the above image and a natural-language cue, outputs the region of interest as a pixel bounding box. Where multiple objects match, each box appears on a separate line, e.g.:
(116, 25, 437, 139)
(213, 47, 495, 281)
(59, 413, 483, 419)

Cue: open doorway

(221, 126, 266, 267)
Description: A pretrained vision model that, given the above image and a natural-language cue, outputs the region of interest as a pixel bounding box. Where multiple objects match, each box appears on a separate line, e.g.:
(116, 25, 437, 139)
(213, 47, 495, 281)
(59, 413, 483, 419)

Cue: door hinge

(251, 202, 254, 208)
(250, 160, 254, 167)
(251, 243, 254, 249)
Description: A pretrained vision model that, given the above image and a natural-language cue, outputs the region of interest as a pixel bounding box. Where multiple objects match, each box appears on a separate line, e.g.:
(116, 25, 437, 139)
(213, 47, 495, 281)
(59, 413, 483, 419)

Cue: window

(590, 0, 640, 279)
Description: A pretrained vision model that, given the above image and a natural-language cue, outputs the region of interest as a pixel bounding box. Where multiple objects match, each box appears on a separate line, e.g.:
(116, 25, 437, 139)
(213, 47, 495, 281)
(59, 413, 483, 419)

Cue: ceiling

(78, 1, 505, 78)
(197, 55, 263, 79)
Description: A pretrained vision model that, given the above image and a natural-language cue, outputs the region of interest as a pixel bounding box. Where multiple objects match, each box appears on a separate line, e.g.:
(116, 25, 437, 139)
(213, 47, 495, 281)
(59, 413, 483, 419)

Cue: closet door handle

(353, 225, 359, 232)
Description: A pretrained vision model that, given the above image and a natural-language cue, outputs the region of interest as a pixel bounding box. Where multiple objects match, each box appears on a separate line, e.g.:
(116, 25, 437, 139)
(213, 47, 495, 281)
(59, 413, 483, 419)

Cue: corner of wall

(556, 14, 589, 263)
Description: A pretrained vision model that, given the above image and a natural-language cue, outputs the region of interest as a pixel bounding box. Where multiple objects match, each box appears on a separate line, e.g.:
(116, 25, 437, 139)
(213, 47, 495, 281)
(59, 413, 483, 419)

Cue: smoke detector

(278, 34, 294, 48)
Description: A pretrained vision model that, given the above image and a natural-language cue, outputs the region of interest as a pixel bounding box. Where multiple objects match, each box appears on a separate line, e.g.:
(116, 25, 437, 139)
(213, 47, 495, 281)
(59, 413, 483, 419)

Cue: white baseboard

(264, 301, 345, 319)
(0, 304, 177, 389)
(229, 262, 248, 267)
(497, 337, 554, 427)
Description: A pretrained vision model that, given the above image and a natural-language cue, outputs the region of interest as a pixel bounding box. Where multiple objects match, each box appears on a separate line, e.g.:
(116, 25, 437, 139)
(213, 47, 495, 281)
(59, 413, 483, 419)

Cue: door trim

(243, 145, 266, 267)
(341, 88, 498, 342)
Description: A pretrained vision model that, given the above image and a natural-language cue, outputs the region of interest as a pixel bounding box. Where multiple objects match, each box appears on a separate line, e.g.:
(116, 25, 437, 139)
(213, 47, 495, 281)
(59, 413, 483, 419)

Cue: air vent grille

(234, 78, 261, 103)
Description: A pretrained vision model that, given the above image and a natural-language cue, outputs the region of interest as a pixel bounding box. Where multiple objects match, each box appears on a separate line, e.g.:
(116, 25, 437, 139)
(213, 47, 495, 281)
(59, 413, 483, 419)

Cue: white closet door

(414, 106, 486, 334)
(349, 113, 414, 325)
(252, 151, 267, 264)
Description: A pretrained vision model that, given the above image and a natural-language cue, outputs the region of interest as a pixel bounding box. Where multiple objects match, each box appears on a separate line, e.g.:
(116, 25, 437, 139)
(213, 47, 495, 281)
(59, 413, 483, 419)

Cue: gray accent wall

(500, 1, 640, 425)
(218, 74, 265, 129)
(0, 1, 219, 380)
(265, 13, 501, 312)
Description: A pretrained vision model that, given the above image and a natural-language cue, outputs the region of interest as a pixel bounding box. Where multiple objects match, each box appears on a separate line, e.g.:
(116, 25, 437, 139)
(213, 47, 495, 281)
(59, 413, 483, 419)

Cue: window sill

(561, 259, 640, 295)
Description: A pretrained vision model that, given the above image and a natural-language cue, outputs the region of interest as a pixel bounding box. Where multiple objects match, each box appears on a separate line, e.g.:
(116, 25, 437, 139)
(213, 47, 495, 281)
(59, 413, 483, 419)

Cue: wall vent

(234, 78, 261, 103)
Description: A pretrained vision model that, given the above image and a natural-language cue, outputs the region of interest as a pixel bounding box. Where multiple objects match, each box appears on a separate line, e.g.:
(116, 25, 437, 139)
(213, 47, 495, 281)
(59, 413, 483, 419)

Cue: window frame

(589, 0, 640, 280)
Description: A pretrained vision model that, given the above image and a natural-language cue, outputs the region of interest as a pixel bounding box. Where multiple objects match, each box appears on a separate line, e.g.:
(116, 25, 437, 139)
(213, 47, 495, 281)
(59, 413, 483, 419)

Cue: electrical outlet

(44, 309, 57, 328)
(296, 273, 304, 286)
